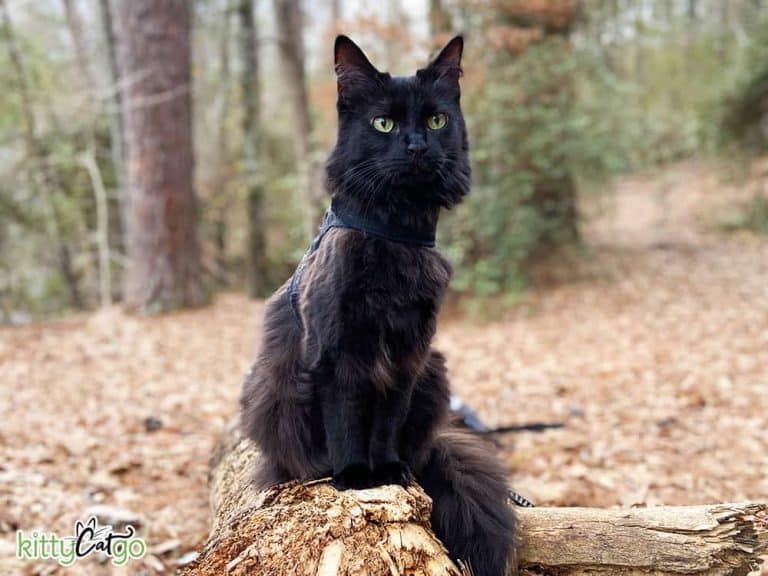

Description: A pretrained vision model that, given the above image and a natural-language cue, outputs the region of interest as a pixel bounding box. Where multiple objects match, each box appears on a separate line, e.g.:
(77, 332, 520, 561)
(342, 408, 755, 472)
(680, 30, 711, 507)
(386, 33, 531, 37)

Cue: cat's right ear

(334, 35, 380, 98)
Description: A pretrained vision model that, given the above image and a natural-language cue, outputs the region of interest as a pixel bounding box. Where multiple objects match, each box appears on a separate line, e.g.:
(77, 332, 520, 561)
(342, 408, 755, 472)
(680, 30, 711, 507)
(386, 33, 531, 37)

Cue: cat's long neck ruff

(330, 191, 441, 248)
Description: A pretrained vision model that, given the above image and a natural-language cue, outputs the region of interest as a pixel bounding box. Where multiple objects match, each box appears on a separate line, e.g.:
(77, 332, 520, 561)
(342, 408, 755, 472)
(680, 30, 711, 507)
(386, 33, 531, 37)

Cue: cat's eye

(427, 113, 448, 130)
(372, 116, 395, 133)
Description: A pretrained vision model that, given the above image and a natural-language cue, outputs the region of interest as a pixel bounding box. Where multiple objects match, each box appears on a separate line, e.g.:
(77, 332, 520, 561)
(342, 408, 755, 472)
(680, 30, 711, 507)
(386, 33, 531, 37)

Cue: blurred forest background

(1, 0, 767, 321)
(2, 2, 768, 574)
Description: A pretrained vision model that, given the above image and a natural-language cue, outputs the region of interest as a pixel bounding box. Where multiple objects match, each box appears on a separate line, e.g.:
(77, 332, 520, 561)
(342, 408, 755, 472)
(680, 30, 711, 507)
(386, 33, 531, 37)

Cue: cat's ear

(421, 35, 463, 85)
(334, 35, 380, 97)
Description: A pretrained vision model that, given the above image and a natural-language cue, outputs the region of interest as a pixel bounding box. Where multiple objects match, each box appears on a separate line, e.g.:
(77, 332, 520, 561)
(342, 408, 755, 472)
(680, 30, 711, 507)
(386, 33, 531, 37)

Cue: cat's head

(326, 35, 470, 211)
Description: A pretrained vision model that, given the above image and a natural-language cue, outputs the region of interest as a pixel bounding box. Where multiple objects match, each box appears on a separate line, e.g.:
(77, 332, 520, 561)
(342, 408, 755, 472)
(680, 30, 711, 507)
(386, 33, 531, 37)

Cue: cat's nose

(407, 135, 427, 157)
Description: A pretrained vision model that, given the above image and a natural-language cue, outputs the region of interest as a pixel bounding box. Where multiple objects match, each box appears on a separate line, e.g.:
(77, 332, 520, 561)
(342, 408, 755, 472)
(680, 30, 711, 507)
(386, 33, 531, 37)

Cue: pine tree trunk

(273, 0, 324, 240)
(61, 0, 94, 87)
(208, 2, 234, 286)
(331, 0, 342, 27)
(98, 0, 128, 254)
(429, 0, 452, 39)
(116, 0, 207, 313)
(239, 0, 269, 298)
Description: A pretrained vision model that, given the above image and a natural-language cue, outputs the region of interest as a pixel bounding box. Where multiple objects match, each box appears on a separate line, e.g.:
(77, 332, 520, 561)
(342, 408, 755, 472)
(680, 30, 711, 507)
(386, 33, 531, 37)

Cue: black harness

(287, 202, 437, 328)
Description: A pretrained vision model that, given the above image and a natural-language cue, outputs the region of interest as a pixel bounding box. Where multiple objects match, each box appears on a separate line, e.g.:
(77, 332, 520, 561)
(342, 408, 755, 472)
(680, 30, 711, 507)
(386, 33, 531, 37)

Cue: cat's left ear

(421, 35, 463, 85)
(334, 35, 382, 98)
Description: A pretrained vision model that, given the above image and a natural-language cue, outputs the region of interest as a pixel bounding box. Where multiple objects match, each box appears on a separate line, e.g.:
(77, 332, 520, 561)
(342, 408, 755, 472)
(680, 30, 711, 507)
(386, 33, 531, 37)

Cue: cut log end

(184, 423, 768, 576)
(187, 479, 462, 576)
(190, 421, 463, 576)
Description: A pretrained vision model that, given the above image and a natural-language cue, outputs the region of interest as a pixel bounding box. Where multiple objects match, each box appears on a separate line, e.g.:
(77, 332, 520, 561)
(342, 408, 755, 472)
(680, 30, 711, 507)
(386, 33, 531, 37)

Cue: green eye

(372, 116, 395, 133)
(427, 113, 448, 130)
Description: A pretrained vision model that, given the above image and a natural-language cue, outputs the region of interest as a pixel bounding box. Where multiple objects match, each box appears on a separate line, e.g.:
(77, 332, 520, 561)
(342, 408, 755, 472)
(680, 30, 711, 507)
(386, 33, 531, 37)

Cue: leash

(509, 490, 535, 508)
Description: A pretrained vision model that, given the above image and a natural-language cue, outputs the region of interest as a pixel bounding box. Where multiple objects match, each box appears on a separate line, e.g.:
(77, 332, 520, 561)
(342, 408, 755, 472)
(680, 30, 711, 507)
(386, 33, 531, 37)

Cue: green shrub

(442, 37, 623, 298)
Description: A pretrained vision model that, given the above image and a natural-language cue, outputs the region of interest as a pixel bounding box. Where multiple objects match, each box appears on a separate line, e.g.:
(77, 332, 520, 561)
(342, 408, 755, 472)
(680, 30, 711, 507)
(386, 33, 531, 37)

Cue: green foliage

(717, 194, 768, 235)
(442, 37, 621, 297)
(441, 3, 767, 301)
(720, 13, 768, 152)
(0, 114, 118, 317)
(2, 0, 768, 319)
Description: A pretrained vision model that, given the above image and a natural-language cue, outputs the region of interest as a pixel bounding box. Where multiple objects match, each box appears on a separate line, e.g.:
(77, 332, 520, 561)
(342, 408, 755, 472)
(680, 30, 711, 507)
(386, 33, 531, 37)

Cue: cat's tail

(415, 428, 517, 576)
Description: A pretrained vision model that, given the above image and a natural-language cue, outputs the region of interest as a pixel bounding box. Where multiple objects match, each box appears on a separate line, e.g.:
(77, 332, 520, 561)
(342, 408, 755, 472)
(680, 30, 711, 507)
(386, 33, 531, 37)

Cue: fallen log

(183, 423, 768, 576)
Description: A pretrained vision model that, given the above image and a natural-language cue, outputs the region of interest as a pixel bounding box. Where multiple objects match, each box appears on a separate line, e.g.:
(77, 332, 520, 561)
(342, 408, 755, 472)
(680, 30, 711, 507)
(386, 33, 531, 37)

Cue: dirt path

(1, 161, 767, 574)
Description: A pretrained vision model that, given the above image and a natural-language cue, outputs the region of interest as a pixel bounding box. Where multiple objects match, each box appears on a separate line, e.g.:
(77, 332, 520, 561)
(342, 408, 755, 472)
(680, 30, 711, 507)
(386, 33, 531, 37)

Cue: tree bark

(207, 1, 234, 286)
(184, 423, 768, 576)
(61, 0, 95, 88)
(429, 0, 453, 39)
(62, 0, 121, 307)
(330, 0, 342, 27)
(0, 0, 36, 143)
(116, 0, 207, 313)
(273, 0, 324, 240)
(98, 0, 128, 253)
(80, 148, 113, 307)
(239, 0, 269, 298)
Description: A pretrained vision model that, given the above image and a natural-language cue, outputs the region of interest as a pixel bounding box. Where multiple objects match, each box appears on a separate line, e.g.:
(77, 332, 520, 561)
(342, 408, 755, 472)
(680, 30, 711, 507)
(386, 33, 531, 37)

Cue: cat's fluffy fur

(240, 35, 517, 576)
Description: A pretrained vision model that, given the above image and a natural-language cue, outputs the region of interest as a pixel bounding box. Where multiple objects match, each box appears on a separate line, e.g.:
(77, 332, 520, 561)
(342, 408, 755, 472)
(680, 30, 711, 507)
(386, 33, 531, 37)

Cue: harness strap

(287, 210, 341, 327)
(331, 202, 436, 248)
(287, 205, 436, 327)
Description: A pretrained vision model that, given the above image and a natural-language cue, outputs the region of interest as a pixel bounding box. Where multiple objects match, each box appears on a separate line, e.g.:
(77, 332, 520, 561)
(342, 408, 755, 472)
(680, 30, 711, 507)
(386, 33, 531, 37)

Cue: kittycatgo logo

(16, 517, 146, 567)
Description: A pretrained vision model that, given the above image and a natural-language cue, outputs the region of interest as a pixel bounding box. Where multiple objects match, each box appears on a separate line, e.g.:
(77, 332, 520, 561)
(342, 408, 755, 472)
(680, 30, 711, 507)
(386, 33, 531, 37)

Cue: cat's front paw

(333, 463, 373, 490)
(371, 460, 413, 487)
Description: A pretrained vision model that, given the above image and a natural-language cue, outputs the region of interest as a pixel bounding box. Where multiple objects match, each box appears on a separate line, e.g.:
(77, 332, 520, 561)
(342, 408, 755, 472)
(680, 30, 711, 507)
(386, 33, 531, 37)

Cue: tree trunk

(239, 0, 269, 298)
(429, 0, 453, 39)
(98, 0, 128, 253)
(80, 148, 112, 307)
(207, 1, 234, 286)
(331, 0, 342, 27)
(273, 0, 324, 240)
(529, 175, 580, 255)
(0, 0, 36, 143)
(61, 0, 94, 87)
(116, 0, 207, 313)
(183, 422, 768, 576)
(688, 0, 699, 21)
(62, 0, 120, 307)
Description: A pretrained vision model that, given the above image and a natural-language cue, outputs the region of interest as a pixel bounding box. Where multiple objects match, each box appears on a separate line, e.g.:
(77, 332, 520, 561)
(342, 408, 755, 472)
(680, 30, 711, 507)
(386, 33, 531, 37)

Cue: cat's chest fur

(299, 228, 452, 380)
(345, 234, 451, 311)
(340, 233, 451, 382)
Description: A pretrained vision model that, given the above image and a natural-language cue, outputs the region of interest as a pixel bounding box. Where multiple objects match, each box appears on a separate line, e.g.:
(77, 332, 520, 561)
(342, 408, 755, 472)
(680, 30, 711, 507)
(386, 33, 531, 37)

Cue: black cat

(240, 35, 517, 576)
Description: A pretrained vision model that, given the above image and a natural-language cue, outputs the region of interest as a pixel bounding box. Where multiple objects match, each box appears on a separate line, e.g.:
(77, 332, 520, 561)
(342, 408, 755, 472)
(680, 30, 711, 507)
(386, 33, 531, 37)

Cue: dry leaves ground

(1, 160, 767, 575)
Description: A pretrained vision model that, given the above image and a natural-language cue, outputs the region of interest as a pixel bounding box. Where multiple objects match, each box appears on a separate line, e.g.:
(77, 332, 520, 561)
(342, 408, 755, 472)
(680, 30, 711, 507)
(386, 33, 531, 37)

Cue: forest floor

(1, 159, 767, 575)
